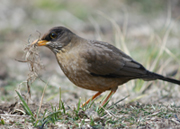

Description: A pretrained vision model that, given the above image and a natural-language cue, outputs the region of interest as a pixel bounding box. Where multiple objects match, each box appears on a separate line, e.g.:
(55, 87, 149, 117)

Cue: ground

(0, 0, 180, 128)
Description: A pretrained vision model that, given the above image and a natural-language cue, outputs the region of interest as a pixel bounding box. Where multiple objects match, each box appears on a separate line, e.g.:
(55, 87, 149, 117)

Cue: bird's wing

(83, 40, 148, 78)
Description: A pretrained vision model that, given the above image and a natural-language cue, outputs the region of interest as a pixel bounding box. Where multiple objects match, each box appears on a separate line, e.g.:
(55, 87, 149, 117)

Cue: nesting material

(25, 40, 44, 81)
(19, 39, 44, 97)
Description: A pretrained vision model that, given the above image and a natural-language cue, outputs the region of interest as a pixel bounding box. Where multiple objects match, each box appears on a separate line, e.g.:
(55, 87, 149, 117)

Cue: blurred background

(0, 0, 180, 106)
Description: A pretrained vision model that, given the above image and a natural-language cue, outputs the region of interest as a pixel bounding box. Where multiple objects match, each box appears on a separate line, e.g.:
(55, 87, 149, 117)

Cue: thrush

(32, 26, 180, 106)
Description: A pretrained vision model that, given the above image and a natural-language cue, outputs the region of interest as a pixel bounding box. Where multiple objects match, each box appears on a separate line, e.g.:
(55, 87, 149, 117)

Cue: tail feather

(146, 71, 180, 85)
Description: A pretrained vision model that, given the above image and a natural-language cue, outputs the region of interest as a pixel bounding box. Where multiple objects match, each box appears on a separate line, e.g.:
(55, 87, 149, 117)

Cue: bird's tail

(144, 71, 180, 85)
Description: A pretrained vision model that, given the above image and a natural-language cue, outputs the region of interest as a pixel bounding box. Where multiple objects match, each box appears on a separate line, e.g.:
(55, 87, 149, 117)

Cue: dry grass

(15, 39, 45, 98)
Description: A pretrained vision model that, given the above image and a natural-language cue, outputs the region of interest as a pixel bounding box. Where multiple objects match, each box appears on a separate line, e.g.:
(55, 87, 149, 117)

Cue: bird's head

(32, 26, 74, 53)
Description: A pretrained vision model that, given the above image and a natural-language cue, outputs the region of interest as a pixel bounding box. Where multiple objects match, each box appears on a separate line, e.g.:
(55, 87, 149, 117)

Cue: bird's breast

(56, 49, 90, 86)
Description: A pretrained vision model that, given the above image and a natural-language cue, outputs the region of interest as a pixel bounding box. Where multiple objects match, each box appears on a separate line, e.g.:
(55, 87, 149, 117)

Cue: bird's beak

(31, 39, 49, 46)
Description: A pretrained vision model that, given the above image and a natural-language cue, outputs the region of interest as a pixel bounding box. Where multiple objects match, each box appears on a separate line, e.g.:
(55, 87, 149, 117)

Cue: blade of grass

(36, 82, 48, 121)
(59, 87, 61, 110)
(77, 98, 81, 112)
(15, 90, 34, 117)
(150, 24, 172, 71)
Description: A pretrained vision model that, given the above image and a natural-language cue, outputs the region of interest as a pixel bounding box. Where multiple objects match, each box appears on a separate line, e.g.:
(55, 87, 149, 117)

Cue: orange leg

(82, 91, 102, 107)
(101, 90, 116, 106)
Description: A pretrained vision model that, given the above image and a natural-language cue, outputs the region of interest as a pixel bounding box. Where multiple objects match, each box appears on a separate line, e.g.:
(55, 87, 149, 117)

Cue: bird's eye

(50, 32, 57, 39)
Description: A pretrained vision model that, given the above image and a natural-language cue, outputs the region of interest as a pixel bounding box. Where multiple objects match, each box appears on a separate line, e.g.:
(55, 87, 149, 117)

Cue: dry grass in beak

(18, 38, 45, 98)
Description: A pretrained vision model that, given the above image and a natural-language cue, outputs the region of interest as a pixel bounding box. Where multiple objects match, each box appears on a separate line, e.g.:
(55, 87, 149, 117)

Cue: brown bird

(32, 26, 180, 106)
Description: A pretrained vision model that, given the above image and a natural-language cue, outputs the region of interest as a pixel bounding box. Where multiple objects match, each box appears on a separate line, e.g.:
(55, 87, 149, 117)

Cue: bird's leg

(82, 91, 102, 107)
(101, 89, 117, 106)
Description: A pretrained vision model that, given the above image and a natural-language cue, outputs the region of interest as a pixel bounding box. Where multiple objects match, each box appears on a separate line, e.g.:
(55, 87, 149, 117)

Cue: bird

(31, 26, 180, 107)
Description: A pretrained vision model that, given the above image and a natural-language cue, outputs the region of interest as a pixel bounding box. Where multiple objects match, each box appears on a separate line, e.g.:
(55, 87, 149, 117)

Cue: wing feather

(83, 40, 148, 78)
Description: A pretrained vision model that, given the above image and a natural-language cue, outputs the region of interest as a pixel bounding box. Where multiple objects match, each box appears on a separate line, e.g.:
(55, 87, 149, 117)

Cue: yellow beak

(31, 39, 49, 46)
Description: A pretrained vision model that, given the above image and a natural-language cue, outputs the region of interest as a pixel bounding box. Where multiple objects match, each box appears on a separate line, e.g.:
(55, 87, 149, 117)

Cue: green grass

(15, 89, 180, 128)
